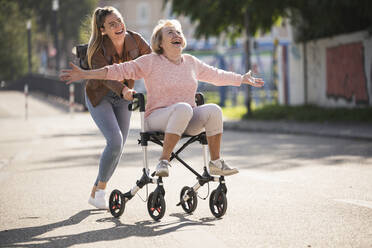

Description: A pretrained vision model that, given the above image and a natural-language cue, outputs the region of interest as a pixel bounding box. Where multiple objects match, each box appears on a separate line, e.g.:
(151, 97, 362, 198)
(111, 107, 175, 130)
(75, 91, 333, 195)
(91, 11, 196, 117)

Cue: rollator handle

(128, 93, 145, 112)
(195, 92, 204, 106)
(129, 92, 203, 111)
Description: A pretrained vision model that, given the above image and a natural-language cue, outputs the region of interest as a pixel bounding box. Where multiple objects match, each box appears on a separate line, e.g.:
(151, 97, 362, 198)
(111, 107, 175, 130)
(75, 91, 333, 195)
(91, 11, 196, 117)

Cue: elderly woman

(60, 19, 264, 178)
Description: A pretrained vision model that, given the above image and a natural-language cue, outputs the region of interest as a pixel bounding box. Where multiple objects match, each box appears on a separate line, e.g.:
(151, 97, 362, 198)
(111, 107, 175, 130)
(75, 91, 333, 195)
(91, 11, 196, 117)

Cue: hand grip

(128, 93, 145, 112)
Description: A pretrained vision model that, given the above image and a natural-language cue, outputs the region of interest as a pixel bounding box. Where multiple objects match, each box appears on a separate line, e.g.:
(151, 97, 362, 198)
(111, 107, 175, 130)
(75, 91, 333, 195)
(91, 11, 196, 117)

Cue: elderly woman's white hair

(150, 19, 187, 54)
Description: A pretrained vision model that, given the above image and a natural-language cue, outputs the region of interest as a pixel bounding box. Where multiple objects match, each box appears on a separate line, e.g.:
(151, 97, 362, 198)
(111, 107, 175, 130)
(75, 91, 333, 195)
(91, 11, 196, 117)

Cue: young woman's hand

(242, 70, 265, 88)
(122, 87, 136, 101)
(59, 62, 85, 85)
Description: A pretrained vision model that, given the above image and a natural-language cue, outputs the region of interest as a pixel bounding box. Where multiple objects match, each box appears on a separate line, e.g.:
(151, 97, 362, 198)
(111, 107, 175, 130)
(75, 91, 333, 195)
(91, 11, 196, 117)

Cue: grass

(246, 104, 372, 122)
(203, 91, 251, 120)
(203, 91, 372, 122)
(203, 91, 261, 120)
(222, 106, 248, 120)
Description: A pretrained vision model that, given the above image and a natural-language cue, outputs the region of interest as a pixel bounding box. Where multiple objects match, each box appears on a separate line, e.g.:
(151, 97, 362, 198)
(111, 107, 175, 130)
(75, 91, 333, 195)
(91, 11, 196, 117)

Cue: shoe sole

(155, 170, 169, 177)
(88, 198, 108, 210)
(209, 167, 239, 176)
(222, 170, 239, 176)
(209, 167, 223, 176)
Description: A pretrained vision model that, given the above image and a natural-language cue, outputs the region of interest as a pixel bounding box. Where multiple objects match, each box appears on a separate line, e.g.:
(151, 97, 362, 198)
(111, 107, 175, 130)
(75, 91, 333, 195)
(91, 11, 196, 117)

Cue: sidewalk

(224, 119, 372, 141)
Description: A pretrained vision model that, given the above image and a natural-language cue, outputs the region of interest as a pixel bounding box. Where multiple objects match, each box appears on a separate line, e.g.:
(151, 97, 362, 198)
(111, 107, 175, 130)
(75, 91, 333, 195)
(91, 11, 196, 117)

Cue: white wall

(288, 43, 304, 105)
(288, 30, 372, 107)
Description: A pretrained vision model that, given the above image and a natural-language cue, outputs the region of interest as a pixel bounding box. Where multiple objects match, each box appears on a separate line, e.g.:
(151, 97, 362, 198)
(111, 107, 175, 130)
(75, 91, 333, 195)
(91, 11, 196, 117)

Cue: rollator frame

(109, 92, 228, 220)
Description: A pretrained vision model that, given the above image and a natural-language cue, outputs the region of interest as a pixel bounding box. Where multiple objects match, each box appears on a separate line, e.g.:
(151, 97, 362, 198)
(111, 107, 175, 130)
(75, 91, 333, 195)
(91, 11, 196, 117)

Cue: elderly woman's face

(101, 13, 126, 42)
(160, 25, 185, 54)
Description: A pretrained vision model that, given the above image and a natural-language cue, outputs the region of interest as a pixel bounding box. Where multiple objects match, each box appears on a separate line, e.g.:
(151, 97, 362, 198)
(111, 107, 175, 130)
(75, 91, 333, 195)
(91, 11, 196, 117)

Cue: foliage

(288, 0, 372, 41)
(165, 0, 372, 42)
(0, 1, 29, 80)
(244, 104, 372, 122)
(165, 0, 288, 40)
(13, 0, 97, 43)
(204, 91, 255, 120)
(79, 15, 94, 44)
(0, 0, 97, 81)
(222, 106, 247, 120)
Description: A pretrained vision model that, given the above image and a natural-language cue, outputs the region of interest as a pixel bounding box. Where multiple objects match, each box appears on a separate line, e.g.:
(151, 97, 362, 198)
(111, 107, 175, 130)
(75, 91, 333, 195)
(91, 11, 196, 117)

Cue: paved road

(1, 91, 372, 248)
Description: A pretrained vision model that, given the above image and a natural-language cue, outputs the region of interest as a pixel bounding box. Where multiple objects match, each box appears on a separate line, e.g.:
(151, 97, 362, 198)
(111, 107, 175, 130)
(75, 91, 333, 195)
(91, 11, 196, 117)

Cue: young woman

(82, 6, 151, 209)
(60, 19, 264, 180)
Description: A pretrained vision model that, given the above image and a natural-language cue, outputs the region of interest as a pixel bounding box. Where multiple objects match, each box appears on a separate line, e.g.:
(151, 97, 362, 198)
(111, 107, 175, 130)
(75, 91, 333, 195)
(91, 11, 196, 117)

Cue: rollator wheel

(180, 186, 198, 214)
(147, 192, 166, 221)
(109, 189, 125, 218)
(209, 189, 227, 218)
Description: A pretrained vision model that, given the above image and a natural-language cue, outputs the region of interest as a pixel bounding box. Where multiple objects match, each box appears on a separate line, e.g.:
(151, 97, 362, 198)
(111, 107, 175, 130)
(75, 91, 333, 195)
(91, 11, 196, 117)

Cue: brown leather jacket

(86, 30, 151, 107)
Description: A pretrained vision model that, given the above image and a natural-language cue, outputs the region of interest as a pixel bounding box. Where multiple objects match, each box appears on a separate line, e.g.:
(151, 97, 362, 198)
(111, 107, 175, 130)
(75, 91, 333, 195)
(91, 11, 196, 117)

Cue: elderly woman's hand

(242, 70, 264, 88)
(59, 62, 85, 85)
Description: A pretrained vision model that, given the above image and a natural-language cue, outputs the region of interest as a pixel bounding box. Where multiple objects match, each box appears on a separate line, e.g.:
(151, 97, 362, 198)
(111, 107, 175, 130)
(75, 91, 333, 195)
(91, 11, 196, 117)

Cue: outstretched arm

(60, 62, 108, 85)
(242, 70, 265, 88)
(194, 55, 264, 88)
(61, 54, 152, 85)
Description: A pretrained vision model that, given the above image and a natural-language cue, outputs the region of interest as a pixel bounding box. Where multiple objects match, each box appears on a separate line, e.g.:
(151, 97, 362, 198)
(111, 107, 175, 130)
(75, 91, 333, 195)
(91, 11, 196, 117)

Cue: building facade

(288, 30, 372, 107)
(98, 0, 195, 43)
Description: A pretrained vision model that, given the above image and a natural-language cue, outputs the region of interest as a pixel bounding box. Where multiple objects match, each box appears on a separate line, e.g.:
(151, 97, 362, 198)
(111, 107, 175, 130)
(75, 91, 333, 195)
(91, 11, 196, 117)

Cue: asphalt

(1, 90, 372, 248)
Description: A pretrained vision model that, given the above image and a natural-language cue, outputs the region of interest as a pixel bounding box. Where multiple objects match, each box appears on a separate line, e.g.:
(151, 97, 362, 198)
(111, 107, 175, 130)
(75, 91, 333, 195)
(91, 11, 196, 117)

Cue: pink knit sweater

(105, 53, 243, 117)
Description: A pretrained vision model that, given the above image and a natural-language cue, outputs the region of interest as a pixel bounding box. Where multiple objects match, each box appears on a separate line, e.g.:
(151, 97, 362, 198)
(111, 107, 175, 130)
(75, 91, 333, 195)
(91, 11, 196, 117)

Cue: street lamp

(52, 0, 60, 72)
(26, 19, 32, 74)
(25, 19, 32, 121)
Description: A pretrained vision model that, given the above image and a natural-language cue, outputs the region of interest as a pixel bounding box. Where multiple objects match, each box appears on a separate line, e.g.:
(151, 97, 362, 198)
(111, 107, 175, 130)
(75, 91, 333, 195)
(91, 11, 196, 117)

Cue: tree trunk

(244, 9, 252, 116)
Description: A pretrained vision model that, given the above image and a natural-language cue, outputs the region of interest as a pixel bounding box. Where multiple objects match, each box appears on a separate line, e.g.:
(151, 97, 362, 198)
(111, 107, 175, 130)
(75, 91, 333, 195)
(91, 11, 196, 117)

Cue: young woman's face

(101, 13, 126, 42)
(160, 25, 185, 55)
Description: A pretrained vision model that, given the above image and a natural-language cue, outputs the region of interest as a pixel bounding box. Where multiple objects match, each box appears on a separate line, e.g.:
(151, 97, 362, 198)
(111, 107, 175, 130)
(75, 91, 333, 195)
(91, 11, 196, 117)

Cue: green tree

(0, 1, 29, 80)
(14, 0, 97, 43)
(288, 0, 372, 41)
(165, 0, 288, 40)
(0, 0, 97, 81)
(166, 0, 372, 42)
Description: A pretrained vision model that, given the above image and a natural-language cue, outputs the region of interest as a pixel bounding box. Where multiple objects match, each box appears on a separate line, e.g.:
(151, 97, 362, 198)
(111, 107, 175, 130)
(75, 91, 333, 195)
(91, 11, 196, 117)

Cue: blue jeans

(85, 91, 131, 186)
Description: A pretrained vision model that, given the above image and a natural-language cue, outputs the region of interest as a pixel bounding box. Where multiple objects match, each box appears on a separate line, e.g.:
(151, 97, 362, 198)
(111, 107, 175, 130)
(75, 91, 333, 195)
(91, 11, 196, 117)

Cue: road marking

(334, 199, 372, 209)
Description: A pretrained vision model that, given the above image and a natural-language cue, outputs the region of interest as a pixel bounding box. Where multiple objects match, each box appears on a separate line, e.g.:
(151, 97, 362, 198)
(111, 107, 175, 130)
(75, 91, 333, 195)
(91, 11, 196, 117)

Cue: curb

(224, 120, 372, 141)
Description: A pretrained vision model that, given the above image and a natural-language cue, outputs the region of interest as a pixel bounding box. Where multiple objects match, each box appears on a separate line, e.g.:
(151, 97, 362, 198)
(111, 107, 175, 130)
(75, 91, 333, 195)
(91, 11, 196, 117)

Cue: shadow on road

(222, 131, 372, 171)
(0, 210, 216, 247)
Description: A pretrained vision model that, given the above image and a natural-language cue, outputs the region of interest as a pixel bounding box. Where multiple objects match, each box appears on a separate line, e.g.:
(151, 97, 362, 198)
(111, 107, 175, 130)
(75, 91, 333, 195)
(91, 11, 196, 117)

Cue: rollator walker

(109, 93, 229, 221)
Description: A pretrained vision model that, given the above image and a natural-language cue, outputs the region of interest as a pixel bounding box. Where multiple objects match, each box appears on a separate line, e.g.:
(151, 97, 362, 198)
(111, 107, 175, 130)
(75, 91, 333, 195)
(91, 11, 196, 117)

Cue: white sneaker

(155, 160, 170, 177)
(209, 159, 239, 176)
(88, 189, 108, 209)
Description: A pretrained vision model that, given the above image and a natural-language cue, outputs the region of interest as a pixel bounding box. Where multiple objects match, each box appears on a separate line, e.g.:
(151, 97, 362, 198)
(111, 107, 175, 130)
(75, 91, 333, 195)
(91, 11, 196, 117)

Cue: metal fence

(2, 74, 86, 109)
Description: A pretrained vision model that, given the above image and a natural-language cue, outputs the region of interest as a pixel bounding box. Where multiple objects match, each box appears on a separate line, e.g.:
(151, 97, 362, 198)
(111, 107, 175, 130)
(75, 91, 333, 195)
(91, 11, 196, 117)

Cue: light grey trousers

(86, 91, 131, 186)
(145, 102, 223, 137)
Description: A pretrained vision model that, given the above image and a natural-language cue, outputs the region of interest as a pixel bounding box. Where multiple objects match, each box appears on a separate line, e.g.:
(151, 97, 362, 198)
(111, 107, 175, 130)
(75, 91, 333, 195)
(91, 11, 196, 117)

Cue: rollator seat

(136, 92, 206, 142)
(145, 131, 203, 141)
